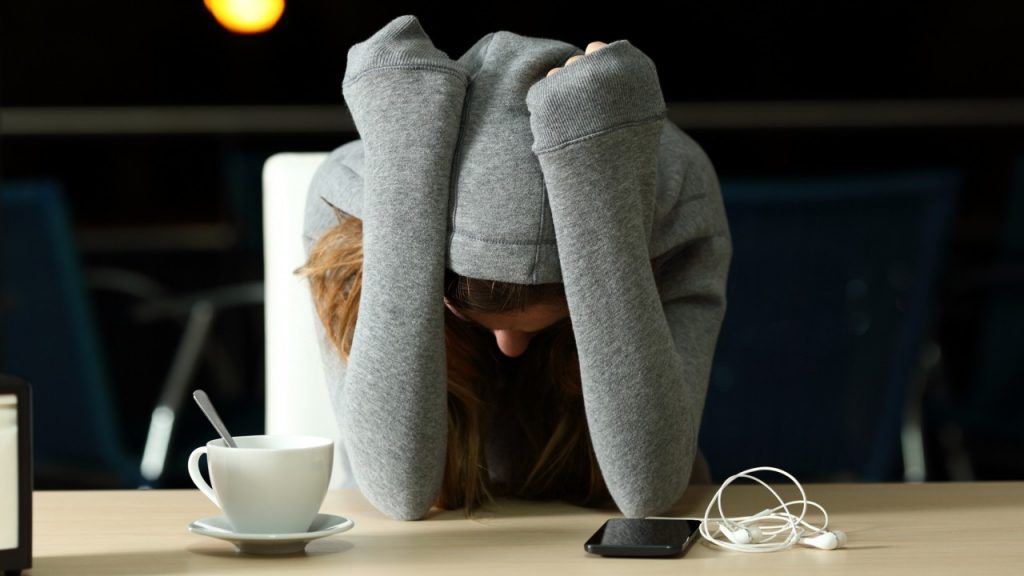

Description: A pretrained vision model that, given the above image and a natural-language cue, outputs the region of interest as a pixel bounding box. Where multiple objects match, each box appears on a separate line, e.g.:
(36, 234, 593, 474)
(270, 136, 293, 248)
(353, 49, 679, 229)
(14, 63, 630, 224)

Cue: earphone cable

(646, 465, 841, 553)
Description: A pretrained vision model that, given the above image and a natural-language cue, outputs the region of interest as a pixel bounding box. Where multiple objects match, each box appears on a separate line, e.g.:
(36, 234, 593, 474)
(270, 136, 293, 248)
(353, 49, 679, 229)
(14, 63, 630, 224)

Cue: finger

(546, 67, 561, 77)
(564, 41, 606, 68)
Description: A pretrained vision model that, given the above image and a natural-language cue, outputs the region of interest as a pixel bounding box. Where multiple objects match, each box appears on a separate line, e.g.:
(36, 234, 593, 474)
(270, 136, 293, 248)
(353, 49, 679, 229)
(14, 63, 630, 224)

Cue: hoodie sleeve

(525, 40, 732, 516)
(306, 14, 468, 521)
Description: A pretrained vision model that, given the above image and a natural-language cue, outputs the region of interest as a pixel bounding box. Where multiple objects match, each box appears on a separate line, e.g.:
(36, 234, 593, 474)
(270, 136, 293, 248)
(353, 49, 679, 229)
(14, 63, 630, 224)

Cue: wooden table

(29, 482, 1024, 575)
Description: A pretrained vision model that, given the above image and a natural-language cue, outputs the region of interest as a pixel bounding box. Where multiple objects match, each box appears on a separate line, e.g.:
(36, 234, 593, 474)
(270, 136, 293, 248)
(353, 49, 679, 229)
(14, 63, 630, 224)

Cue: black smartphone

(584, 518, 701, 558)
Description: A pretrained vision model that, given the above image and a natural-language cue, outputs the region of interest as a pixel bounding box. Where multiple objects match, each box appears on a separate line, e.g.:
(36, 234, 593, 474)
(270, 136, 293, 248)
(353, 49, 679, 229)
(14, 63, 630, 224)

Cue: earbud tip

(720, 525, 752, 544)
(832, 529, 847, 548)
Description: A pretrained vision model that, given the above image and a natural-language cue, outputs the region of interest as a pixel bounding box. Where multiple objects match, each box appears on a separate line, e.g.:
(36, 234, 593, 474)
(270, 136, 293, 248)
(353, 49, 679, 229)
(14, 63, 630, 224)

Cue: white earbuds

(798, 529, 847, 550)
(720, 524, 763, 544)
(647, 466, 847, 553)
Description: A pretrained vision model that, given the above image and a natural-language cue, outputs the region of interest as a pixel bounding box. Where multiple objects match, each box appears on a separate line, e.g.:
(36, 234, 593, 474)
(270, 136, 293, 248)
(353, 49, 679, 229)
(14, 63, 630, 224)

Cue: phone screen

(584, 518, 701, 558)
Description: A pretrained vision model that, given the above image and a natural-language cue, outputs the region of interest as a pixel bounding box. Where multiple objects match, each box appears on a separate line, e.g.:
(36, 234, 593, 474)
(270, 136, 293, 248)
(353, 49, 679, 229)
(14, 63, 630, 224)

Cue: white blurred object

(0, 395, 17, 549)
(262, 152, 351, 489)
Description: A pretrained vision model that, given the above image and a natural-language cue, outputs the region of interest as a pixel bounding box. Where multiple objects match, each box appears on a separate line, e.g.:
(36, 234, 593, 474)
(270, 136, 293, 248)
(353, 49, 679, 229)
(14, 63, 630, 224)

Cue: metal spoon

(193, 389, 238, 448)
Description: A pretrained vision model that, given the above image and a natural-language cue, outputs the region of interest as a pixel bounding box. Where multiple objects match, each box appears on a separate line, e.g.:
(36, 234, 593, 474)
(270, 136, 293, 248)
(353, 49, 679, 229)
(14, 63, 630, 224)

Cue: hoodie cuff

(342, 14, 468, 88)
(525, 39, 666, 154)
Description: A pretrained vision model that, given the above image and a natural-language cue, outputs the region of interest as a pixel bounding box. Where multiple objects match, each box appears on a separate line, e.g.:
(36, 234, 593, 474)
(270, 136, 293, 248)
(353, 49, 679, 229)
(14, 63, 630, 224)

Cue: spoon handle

(193, 389, 238, 448)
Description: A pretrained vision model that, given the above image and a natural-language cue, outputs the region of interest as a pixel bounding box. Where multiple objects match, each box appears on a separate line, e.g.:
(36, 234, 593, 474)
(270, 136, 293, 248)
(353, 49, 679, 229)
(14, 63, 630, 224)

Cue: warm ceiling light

(205, 0, 285, 34)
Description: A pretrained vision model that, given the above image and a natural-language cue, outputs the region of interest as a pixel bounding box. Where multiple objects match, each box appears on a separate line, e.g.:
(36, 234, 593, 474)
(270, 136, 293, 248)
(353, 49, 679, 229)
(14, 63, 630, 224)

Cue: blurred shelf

(76, 223, 238, 253)
(4, 99, 1024, 135)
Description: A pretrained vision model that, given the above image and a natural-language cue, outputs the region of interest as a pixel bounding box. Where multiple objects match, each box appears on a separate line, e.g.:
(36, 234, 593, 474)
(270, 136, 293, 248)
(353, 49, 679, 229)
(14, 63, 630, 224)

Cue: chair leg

(901, 340, 943, 482)
(911, 339, 976, 481)
(140, 301, 216, 482)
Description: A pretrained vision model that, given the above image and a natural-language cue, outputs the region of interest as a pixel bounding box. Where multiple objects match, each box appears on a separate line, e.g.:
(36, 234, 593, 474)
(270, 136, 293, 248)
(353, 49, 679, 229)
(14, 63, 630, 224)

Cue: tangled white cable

(648, 466, 847, 553)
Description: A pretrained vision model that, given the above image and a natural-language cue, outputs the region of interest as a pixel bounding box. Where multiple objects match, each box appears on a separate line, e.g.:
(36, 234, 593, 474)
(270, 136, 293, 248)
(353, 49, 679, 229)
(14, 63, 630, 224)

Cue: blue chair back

(0, 180, 140, 487)
(699, 170, 959, 482)
(962, 156, 1024, 448)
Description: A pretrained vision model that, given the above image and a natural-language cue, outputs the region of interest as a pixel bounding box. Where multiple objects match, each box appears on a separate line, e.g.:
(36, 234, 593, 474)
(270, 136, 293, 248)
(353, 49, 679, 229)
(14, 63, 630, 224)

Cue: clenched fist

(545, 41, 608, 77)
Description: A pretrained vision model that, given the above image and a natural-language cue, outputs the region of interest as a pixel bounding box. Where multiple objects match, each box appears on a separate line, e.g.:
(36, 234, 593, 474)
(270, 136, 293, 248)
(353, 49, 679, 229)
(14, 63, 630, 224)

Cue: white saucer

(188, 513, 354, 555)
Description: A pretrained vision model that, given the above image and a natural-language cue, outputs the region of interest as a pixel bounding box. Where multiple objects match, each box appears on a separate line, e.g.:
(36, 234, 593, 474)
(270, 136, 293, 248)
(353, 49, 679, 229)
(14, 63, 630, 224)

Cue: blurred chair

(262, 153, 350, 489)
(136, 279, 263, 483)
(948, 154, 1024, 478)
(699, 169, 959, 482)
(0, 180, 144, 488)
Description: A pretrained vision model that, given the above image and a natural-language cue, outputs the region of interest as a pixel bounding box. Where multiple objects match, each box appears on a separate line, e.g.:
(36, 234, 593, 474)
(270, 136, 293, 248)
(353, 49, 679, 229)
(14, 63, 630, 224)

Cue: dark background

(2, 1, 1022, 488)
(6, 1, 1023, 105)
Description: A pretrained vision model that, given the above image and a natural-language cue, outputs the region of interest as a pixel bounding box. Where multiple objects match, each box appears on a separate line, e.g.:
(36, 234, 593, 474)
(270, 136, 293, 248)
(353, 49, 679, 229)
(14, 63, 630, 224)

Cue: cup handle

(188, 446, 221, 509)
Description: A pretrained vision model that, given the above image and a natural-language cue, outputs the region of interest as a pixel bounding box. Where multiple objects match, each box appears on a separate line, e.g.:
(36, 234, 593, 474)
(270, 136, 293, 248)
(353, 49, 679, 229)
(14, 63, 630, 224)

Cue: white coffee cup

(188, 434, 333, 534)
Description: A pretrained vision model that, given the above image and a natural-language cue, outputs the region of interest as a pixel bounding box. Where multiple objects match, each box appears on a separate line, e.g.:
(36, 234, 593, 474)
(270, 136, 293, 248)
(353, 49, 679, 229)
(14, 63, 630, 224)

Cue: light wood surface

(29, 482, 1024, 575)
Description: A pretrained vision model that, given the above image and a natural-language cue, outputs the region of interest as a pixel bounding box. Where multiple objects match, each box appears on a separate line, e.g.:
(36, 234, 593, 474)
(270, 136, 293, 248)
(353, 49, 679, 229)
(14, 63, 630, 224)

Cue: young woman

(299, 15, 732, 521)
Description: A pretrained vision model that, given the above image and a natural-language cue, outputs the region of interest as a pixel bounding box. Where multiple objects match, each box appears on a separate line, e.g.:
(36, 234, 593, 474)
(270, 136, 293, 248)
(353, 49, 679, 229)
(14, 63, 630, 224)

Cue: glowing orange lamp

(205, 0, 285, 34)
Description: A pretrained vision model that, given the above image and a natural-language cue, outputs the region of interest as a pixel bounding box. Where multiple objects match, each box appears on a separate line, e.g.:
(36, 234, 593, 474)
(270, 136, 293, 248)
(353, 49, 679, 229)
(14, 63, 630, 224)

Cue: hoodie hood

(445, 31, 583, 284)
(309, 27, 702, 286)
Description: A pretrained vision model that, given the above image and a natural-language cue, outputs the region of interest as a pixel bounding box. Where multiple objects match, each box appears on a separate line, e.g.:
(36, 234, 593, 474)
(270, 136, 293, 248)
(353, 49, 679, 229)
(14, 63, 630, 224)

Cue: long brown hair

(298, 207, 616, 517)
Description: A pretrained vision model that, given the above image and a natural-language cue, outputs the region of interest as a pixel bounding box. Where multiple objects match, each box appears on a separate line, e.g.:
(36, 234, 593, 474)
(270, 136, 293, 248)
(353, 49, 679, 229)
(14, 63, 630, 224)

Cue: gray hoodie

(303, 14, 732, 520)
